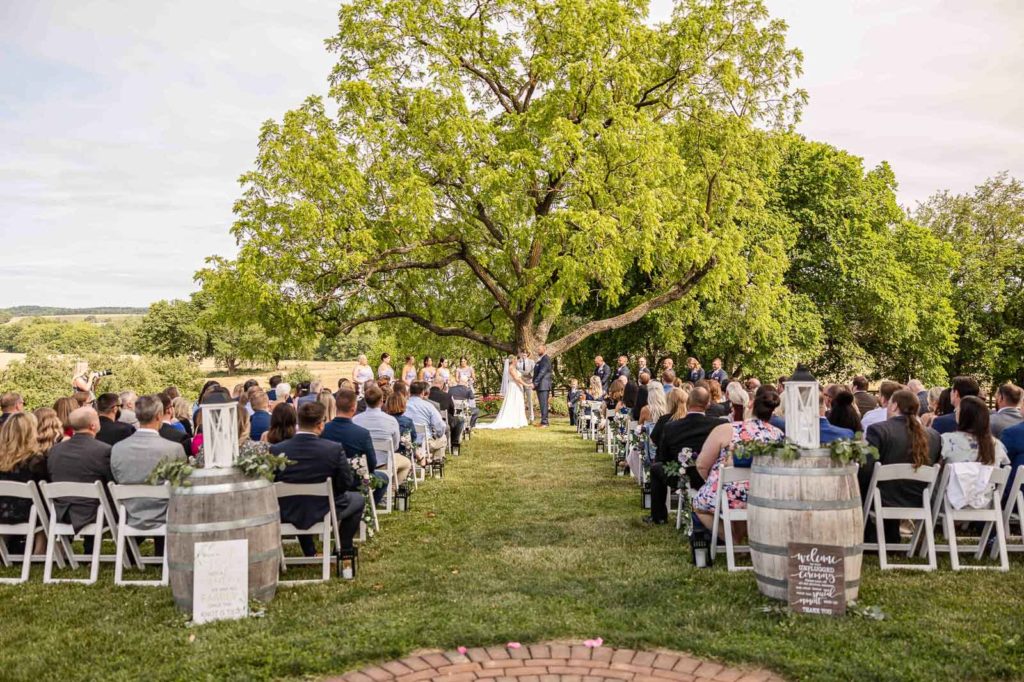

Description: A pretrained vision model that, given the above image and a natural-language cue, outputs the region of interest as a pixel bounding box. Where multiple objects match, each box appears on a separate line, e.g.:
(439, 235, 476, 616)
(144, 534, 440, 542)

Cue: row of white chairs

(0, 435, 443, 585)
(702, 462, 1024, 573)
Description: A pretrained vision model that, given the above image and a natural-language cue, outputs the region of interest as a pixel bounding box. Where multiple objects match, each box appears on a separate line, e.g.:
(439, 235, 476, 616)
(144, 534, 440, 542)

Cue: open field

(4, 313, 143, 324)
(0, 425, 1022, 681)
(0, 352, 25, 371)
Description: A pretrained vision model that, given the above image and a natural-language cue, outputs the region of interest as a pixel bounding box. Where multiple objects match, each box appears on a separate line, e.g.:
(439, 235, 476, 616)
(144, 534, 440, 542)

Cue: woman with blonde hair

(639, 383, 668, 427)
(0, 413, 48, 553)
(586, 375, 604, 400)
(353, 353, 375, 384)
(53, 396, 78, 438)
(33, 407, 64, 452)
(171, 397, 194, 437)
(318, 389, 337, 422)
(725, 381, 751, 422)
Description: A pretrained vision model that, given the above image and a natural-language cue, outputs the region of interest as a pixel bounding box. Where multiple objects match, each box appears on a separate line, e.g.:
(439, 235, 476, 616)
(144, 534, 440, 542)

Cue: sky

(1, 0, 1021, 308)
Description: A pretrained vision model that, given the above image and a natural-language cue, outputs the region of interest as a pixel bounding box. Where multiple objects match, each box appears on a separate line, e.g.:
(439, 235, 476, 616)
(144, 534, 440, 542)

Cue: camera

(94, 370, 113, 378)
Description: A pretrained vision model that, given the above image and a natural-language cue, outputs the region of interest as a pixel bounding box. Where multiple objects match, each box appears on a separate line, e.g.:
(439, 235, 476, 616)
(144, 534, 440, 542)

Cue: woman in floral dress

(692, 389, 783, 534)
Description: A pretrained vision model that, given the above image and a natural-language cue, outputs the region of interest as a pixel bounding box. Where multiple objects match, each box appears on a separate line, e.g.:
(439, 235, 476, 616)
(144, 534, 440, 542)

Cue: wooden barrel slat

(167, 468, 281, 614)
(748, 450, 863, 602)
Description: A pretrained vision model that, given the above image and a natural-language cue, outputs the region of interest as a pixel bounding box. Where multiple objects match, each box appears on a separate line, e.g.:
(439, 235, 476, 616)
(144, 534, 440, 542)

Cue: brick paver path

(330, 642, 784, 682)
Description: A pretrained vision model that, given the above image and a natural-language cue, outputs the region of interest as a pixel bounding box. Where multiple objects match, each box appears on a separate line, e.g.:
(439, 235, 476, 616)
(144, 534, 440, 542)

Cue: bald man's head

(687, 387, 711, 411)
(68, 406, 100, 435)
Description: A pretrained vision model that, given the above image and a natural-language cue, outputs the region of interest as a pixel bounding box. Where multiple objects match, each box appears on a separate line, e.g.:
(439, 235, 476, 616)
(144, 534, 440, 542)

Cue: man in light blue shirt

(353, 383, 411, 484)
(403, 381, 447, 461)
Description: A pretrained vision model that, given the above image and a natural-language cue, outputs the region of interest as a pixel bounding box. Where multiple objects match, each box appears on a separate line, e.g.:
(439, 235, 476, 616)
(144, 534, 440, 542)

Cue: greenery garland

(147, 450, 294, 487)
(731, 436, 877, 465)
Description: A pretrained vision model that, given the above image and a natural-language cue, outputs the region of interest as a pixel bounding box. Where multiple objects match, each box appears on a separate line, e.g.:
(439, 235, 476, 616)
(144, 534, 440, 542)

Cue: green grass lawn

(1, 424, 1022, 681)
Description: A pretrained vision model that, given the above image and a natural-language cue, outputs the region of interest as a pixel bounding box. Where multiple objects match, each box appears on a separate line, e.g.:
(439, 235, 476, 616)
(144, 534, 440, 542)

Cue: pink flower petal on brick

(583, 637, 604, 648)
(506, 642, 521, 649)
(457, 646, 468, 655)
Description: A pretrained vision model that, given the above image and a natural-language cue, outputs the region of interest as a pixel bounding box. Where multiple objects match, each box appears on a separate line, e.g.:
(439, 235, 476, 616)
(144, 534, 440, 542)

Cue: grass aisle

(1, 424, 1022, 681)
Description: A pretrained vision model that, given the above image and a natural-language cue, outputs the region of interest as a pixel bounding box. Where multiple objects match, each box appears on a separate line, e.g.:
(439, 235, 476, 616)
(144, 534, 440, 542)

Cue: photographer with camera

(71, 362, 112, 403)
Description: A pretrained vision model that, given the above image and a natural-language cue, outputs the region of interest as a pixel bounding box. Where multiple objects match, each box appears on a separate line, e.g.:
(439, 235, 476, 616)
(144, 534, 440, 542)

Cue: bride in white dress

(478, 356, 529, 430)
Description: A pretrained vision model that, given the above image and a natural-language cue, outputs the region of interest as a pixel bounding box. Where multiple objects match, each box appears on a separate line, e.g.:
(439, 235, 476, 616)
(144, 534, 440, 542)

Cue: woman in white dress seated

(478, 356, 529, 430)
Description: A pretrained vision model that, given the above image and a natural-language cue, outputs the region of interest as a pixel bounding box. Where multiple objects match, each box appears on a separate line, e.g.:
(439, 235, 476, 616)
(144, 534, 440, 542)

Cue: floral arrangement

(147, 446, 293, 487)
(730, 436, 877, 465)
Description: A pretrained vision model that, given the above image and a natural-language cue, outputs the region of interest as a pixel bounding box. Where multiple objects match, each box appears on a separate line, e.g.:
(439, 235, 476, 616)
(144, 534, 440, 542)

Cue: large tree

(202, 0, 805, 356)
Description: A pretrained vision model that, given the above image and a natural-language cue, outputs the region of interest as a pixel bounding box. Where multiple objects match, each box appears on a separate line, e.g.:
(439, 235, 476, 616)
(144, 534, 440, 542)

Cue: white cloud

(1, 0, 1021, 307)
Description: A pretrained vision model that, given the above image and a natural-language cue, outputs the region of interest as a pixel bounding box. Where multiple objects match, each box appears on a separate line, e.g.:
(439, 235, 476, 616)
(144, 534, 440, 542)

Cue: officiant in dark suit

(533, 345, 553, 427)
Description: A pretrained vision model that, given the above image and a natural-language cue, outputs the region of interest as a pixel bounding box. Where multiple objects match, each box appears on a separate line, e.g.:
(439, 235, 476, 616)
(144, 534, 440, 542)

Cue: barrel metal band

(172, 479, 270, 496)
(754, 572, 860, 589)
(747, 496, 860, 511)
(167, 512, 280, 534)
(167, 547, 281, 572)
(748, 539, 863, 557)
(751, 465, 858, 477)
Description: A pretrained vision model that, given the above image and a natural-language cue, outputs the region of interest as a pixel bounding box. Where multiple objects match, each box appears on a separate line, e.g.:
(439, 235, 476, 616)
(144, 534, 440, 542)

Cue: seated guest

(860, 380, 902, 431)
(274, 382, 292, 405)
(267, 375, 283, 402)
(605, 379, 626, 413)
(851, 375, 878, 417)
(585, 375, 604, 401)
(157, 392, 191, 457)
(249, 390, 272, 441)
(702, 380, 729, 419)
(862, 389, 941, 543)
(33, 407, 64, 452)
(46, 407, 113, 551)
(661, 369, 676, 394)
(383, 390, 418, 458)
(638, 383, 668, 428)
(353, 383, 412, 485)
(111, 395, 184, 550)
(171, 397, 194, 438)
(323, 389, 388, 504)
(429, 377, 465, 455)
(645, 388, 723, 525)
(940, 396, 1009, 465)
(1000, 414, 1024, 497)
(118, 391, 140, 428)
(96, 393, 135, 446)
(931, 376, 981, 435)
(0, 391, 24, 427)
(989, 383, 1023, 438)
(827, 389, 863, 434)
(271, 402, 364, 557)
(53, 397, 78, 439)
(920, 387, 946, 428)
(725, 381, 750, 422)
(906, 379, 929, 416)
(693, 389, 783, 534)
(448, 377, 480, 428)
(0, 413, 48, 554)
(403, 381, 447, 462)
(650, 388, 689, 451)
(263, 402, 297, 444)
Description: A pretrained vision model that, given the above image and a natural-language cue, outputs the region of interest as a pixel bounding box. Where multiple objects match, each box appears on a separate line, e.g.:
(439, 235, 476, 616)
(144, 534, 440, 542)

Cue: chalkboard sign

(787, 542, 845, 616)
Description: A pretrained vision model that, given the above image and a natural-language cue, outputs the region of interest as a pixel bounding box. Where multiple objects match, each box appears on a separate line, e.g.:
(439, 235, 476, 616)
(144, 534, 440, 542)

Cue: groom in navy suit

(532, 345, 553, 427)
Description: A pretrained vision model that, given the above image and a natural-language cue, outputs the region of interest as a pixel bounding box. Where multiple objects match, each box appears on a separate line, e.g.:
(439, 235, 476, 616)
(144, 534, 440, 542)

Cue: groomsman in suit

(708, 358, 728, 388)
(594, 356, 611, 391)
(637, 357, 650, 378)
(615, 356, 631, 382)
(517, 351, 536, 422)
(533, 345, 553, 427)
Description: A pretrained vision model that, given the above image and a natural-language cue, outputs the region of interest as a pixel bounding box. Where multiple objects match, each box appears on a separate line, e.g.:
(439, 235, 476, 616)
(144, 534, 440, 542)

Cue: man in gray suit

(111, 395, 185, 540)
(990, 383, 1024, 438)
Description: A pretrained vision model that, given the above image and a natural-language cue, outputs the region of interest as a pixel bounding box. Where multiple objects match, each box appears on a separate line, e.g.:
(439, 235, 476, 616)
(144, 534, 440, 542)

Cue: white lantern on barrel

(201, 401, 239, 468)
(783, 365, 820, 449)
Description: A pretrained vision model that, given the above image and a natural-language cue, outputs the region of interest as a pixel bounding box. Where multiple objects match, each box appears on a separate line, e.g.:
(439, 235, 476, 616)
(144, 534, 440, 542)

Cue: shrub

(284, 365, 315, 386)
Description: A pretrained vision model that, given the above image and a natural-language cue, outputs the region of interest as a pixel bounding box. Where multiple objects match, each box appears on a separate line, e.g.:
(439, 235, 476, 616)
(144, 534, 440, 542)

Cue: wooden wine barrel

(747, 450, 863, 602)
(166, 468, 281, 614)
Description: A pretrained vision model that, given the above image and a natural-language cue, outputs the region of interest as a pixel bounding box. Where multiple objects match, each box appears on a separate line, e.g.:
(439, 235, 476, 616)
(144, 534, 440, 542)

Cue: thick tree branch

(458, 242, 513, 316)
(339, 311, 514, 354)
(546, 258, 717, 356)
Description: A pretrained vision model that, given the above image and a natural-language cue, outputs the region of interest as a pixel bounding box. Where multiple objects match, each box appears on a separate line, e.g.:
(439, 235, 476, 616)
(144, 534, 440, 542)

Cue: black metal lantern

(431, 459, 445, 478)
(337, 547, 358, 580)
(641, 480, 652, 509)
(690, 527, 711, 568)
(395, 483, 410, 512)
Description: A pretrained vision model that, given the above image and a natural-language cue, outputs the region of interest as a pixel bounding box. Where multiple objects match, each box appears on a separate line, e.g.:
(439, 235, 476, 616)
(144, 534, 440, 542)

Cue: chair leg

(943, 505, 960, 571)
(723, 506, 737, 572)
(874, 494, 889, 570)
(43, 519, 56, 583)
(321, 524, 331, 581)
(975, 521, 994, 560)
(924, 509, 937, 571)
(161, 544, 169, 586)
(114, 522, 126, 585)
(89, 523, 103, 584)
(710, 494, 721, 562)
(995, 511, 1009, 571)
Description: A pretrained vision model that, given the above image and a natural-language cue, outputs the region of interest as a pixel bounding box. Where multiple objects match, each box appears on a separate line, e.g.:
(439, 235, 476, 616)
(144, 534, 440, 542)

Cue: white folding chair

(415, 422, 443, 479)
(39, 480, 118, 584)
(371, 438, 398, 515)
(996, 465, 1024, 556)
(106, 483, 170, 586)
(453, 400, 473, 441)
(710, 466, 752, 571)
(861, 463, 938, 571)
(0, 481, 51, 583)
(274, 479, 340, 585)
(439, 412, 454, 457)
(930, 464, 1010, 571)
